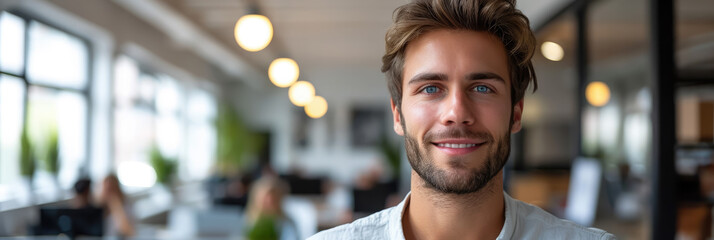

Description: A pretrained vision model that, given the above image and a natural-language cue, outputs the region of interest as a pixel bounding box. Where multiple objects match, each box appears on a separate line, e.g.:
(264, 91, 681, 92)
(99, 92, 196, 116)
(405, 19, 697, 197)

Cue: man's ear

(391, 99, 404, 136)
(511, 100, 524, 134)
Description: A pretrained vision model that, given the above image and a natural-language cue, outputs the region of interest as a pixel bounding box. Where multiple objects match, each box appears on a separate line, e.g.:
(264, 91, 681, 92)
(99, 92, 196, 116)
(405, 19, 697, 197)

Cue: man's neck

(402, 170, 506, 240)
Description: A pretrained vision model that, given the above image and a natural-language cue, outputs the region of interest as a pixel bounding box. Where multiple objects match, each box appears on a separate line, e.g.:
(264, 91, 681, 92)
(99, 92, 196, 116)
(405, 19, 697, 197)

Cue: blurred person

(222, 176, 249, 206)
(310, 0, 615, 239)
(354, 165, 383, 190)
(320, 181, 353, 225)
(244, 176, 298, 240)
(71, 178, 95, 209)
(98, 174, 135, 237)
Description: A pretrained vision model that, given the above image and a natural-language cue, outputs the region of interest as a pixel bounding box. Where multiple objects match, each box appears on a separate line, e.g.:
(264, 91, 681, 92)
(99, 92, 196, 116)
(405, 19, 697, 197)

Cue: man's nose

(440, 90, 475, 126)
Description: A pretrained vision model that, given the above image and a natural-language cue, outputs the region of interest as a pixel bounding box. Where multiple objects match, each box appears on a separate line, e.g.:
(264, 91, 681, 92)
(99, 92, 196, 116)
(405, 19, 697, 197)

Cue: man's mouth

(431, 140, 486, 155)
(434, 143, 480, 148)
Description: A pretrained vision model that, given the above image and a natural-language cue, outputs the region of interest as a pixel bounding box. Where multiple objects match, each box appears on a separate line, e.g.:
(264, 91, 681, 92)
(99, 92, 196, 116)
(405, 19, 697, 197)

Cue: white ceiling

(113, 0, 713, 126)
(118, 0, 573, 89)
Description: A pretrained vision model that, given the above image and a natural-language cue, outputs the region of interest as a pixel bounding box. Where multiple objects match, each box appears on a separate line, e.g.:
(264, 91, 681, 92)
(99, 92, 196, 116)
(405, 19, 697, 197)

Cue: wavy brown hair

(382, 0, 537, 108)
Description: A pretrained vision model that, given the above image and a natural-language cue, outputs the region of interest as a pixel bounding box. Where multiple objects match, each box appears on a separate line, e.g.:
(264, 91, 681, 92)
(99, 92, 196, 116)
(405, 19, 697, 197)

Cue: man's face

(392, 29, 523, 194)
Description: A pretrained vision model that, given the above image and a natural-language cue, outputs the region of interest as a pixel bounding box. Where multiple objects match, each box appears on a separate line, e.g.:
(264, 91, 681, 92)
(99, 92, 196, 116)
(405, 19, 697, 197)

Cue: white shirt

(308, 192, 616, 240)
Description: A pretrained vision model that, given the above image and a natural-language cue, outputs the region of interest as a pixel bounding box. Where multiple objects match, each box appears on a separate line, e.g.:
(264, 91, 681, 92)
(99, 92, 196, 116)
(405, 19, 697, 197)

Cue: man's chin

(430, 153, 486, 169)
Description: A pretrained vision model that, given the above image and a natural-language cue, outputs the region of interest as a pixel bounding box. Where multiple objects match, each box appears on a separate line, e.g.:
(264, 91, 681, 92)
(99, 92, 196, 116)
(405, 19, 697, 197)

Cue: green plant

(215, 103, 261, 176)
(150, 146, 176, 185)
(379, 134, 401, 178)
(44, 129, 60, 175)
(19, 127, 36, 178)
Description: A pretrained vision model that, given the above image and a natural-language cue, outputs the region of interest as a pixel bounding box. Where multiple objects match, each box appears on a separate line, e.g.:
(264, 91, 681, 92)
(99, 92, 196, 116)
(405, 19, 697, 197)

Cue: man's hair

(382, 0, 537, 108)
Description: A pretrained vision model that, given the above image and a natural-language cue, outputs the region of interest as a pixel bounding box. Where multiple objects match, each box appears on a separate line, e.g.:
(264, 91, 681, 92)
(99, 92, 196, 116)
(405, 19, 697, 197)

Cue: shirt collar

(497, 192, 516, 240)
(393, 191, 514, 240)
(389, 192, 411, 240)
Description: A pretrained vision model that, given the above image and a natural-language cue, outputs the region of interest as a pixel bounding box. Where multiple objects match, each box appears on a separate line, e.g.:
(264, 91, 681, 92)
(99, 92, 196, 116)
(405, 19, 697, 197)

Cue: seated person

(98, 174, 135, 237)
(71, 178, 95, 209)
(32, 178, 103, 237)
(244, 176, 298, 240)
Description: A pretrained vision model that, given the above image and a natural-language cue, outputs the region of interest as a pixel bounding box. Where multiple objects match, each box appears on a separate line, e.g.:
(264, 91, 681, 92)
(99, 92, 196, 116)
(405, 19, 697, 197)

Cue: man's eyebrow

(408, 72, 448, 84)
(408, 72, 506, 85)
(466, 72, 506, 83)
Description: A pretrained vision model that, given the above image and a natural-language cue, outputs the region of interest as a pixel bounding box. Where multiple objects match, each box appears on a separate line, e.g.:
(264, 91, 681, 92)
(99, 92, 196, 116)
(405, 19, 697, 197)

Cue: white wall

(232, 65, 398, 184)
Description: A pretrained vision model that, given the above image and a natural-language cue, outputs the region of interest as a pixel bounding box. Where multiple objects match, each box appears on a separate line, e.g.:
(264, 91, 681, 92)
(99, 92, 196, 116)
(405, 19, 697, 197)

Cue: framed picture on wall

(293, 108, 334, 149)
(350, 107, 386, 148)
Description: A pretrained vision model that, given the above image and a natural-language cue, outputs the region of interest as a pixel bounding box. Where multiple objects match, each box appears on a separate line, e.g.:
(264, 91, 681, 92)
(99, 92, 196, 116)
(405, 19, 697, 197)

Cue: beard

(401, 112, 512, 195)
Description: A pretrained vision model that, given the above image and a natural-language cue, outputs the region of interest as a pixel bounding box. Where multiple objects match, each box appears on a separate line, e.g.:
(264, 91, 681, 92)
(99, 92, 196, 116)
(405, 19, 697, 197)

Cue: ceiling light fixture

(541, 41, 564, 61)
(586, 81, 611, 107)
(305, 96, 328, 119)
(269, 58, 299, 87)
(288, 81, 315, 107)
(234, 3, 272, 52)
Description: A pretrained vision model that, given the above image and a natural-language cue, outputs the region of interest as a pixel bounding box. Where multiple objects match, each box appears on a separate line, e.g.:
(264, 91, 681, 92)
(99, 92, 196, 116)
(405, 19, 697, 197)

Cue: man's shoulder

(308, 206, 400, 240)
(507, 197, 617, 240)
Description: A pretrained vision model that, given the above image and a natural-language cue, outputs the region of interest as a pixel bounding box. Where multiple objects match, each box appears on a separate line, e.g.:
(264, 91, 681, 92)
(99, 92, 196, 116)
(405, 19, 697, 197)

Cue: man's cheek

(408, 103, 435, 121)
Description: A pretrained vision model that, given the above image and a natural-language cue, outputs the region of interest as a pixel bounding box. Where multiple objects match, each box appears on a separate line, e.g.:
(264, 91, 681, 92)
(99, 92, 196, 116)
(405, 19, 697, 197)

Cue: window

(113, 55, 217, 189)
(113, 55, 159, 189)
(0, 75, 26, 202)
(0, 11, 90, 205)
(184, 90, 216, 180)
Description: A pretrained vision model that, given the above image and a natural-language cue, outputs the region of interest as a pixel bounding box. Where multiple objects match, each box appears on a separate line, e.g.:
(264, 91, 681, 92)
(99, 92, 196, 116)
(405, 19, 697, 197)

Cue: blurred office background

(0, 0, 712, 239)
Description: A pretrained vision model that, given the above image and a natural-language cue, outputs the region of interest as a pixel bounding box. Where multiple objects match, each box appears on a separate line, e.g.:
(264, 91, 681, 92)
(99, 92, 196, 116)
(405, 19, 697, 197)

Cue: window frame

(0, 10, 93, 192)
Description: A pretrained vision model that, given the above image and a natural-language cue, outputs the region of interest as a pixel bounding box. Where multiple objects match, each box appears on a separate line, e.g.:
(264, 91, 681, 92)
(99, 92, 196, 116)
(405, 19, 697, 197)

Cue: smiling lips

(432, 140, 486, 155)
(435, 143, 478, 148)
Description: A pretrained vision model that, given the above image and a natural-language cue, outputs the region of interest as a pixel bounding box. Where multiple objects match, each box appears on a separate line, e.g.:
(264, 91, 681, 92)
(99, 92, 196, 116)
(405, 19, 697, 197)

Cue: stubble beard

(401, 111, 512, 195)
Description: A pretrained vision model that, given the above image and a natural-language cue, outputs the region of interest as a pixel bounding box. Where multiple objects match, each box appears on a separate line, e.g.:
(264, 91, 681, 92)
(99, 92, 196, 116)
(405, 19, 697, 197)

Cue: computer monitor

(36, 207, 104, 238)
(281, 175, 324, 195)
(353, 183, 393, 214)
(564, 157, 602, 226)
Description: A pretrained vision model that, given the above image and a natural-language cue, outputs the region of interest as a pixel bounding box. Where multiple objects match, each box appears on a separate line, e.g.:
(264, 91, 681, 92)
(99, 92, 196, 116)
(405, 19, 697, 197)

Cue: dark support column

(651, 0, 676, 239)
(575, 4, 587, 157)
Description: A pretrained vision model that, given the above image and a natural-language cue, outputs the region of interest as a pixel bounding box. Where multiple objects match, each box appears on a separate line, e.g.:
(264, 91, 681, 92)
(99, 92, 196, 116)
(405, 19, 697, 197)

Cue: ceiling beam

(112, 0, 265, 89)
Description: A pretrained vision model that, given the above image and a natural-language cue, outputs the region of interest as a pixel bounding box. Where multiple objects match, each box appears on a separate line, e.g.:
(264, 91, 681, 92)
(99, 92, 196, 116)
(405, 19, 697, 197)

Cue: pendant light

(288, 81, 315, 107)
(305, 96, 328, 119)
(269, 58, 299, 87)
(234, 3, 272, 52)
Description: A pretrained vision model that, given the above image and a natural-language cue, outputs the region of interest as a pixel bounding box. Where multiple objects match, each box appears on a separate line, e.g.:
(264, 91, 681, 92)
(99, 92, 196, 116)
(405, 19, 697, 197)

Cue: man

(310, 0, 616, 239)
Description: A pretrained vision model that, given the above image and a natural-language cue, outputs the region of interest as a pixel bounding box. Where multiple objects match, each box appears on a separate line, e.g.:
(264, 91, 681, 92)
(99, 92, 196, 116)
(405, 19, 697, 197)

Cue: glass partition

(524, 12, 578, 168)
(674, 0, 714, 239)
(586, 0, 652, 238)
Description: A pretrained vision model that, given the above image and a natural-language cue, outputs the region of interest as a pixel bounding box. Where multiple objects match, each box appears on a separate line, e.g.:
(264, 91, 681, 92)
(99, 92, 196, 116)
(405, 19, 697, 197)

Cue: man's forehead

(402, 29, 510, 83)
(406, 29, 504, 51)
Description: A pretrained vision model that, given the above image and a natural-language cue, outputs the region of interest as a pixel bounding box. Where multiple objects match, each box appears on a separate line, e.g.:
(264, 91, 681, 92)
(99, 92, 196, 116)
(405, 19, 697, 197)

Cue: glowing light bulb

(541, 41, 564, 61)
(586, 81, 611, 107)
(288, 81, 315, 107)
(234, 14, 273, 52)
(269, 58, 299, 88)
(305, 96, 328, 119)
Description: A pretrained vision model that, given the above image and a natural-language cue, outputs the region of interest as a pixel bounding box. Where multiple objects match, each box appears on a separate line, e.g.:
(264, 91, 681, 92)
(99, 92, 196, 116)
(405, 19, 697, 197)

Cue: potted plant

(150, 146, 177, 186)
(379, 134, 401, 192)
(43, 129, 61, 198)
(379, 135, 401, 178)
(19, 127, 36, 204)
(149, 145, 177, 205)
(215, 103, 260, 176)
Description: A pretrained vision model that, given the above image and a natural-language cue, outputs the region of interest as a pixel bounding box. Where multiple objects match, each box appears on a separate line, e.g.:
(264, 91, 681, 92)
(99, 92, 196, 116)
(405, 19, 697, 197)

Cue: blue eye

(475, 85, 491, 93)
(423, 86, 438, 94)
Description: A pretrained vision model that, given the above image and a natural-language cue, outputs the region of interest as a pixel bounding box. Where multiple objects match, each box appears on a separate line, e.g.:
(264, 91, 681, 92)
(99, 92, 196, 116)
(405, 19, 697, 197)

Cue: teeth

(437, 143, 477, 148)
